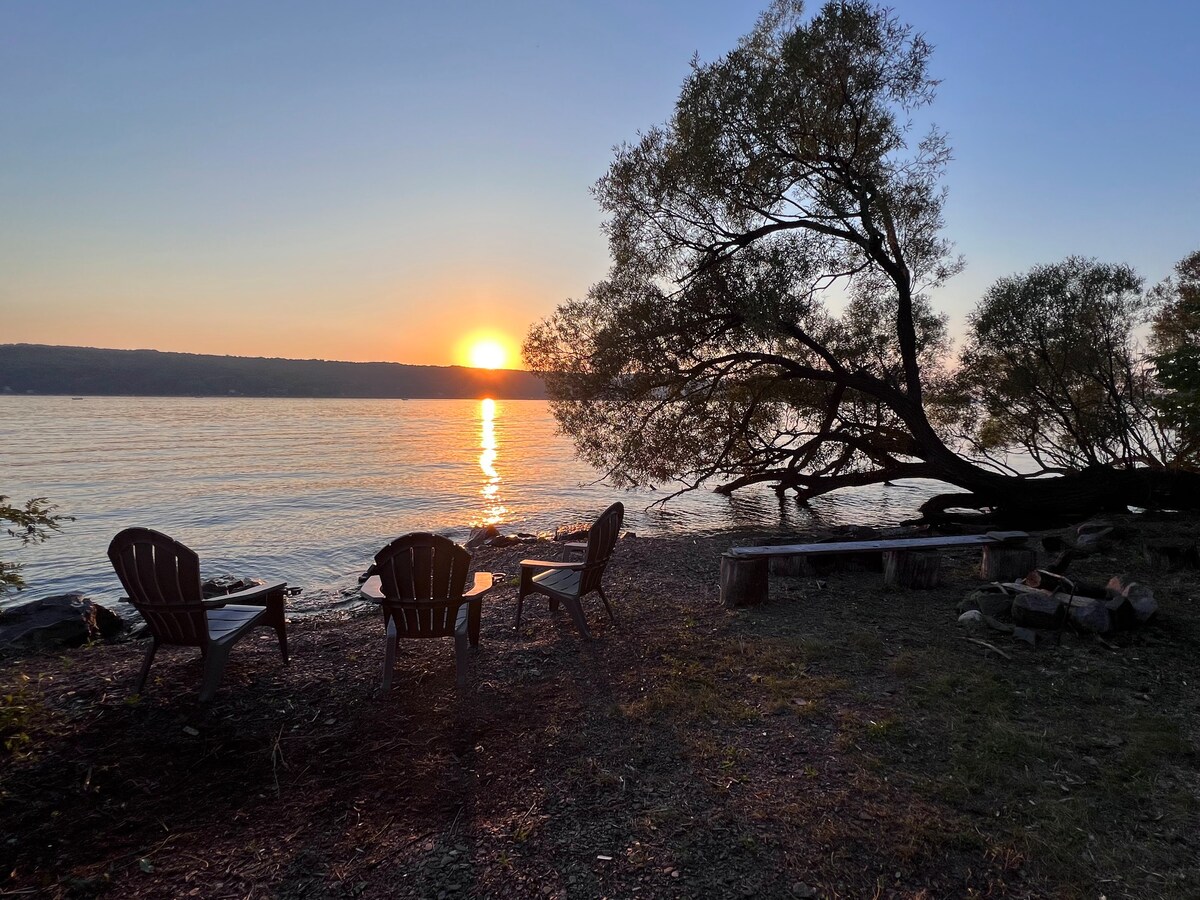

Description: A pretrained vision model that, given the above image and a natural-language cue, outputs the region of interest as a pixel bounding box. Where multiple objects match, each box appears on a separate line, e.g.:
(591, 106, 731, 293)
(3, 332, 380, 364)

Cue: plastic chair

(107, 527, 287, 702)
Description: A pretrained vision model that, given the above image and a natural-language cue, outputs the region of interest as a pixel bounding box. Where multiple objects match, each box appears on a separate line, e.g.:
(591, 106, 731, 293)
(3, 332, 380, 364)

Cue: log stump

(720, 553, 769, 607)
(768, 554, 809, 577)
(980, 545, 1038, 581)
(883, 550, 941, 589)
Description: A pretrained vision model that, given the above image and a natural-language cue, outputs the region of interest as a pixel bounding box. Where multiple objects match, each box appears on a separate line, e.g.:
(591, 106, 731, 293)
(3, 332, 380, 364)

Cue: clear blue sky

(2, 0, 1196, 365)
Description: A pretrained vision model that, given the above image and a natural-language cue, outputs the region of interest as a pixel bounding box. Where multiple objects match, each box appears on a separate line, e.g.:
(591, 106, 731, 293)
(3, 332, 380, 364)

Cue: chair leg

(516, 568, 533, 633)
(276, 620, 289, 665)
(381, 619, 397, 693)
(267, 590, 289, 664)
(454, 630, 470, 689)
(198, 643, 232, 702)
(468, 599, 481, 648)
(135, 639, 158, 694)
(597, 586, 615, 623)
(563, 596, 593, 640)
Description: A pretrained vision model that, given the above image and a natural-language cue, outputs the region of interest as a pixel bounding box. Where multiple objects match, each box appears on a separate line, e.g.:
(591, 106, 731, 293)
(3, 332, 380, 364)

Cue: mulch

(1, 523, 1197, 899)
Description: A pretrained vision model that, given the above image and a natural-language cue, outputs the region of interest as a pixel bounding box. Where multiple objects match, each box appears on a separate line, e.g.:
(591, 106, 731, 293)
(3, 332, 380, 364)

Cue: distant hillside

(0, 344, 546, 399)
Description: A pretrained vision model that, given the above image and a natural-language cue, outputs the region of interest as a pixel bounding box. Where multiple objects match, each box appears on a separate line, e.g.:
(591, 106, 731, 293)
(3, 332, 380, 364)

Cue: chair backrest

(107, 527, 208, 647)
(580, 502, 624, 595)
(373, 533, 472, 638)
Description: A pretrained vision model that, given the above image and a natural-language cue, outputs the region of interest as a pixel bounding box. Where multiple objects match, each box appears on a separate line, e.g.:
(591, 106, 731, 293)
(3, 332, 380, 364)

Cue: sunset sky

(3, 1, 1197, 368)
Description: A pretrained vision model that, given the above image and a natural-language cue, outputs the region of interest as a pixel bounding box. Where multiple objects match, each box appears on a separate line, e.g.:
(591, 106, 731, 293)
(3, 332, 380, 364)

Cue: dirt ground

(1, 513, 1198, 899)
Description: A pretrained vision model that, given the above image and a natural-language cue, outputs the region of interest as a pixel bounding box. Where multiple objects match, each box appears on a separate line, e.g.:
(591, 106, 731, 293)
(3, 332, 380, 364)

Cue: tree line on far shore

(525, 0, 1199, 519)
(0, 345, 546, 400)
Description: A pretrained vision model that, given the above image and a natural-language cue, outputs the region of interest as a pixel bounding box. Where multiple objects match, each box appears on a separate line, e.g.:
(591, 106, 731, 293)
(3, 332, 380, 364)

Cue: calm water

(1, 397, 944, 611)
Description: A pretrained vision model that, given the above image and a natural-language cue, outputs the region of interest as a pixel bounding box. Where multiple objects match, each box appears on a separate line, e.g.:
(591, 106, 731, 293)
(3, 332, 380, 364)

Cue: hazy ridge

(0, 344, 546, 399)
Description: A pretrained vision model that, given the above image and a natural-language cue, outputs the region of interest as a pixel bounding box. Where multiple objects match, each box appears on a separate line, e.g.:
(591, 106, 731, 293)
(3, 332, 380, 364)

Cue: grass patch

(0, 674, 47, 757)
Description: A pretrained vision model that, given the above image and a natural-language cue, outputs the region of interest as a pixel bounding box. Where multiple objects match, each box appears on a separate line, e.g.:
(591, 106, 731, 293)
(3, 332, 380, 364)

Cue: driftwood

(966, 637, 1013, 660)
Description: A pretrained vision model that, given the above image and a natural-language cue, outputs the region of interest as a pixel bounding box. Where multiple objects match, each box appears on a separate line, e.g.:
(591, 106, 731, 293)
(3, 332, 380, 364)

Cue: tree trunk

(920, 466, 1200, 521)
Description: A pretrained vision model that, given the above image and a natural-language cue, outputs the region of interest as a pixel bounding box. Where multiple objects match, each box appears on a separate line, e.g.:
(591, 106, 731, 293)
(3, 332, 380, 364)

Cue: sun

(468, 339, 508, 369)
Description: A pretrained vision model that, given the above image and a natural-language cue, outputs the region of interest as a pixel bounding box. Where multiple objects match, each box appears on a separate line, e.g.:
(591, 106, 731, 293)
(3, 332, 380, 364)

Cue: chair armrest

(519, 559, 584, 570)
(203, 581, 287, 608)
(362, 573, 493, 602)
(463, 572, 494, 598)
(360, 575, 384, 602)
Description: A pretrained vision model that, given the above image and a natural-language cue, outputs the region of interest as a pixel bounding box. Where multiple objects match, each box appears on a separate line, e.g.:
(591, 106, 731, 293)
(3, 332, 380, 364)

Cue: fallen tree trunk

(920, 466, 1200, 522)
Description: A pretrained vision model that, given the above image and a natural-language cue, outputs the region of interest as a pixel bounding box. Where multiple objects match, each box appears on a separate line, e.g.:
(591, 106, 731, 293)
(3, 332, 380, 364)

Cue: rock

(1126, 585, 1158, 625)
(1065, 597, 1112, 634)
(1106, 575, 1158, 624)
(958, 609, 985, 628)
(553, 523, 590, 542)
(466, 525, 499, 549)
(489, 534, 537, 548)
(201, 575, 263, 598)
(1073, 522, 1115, 551)
(0, 594, 127, 650)
(1011, 590, 1065, 629)
(961, 584, 1013, 618)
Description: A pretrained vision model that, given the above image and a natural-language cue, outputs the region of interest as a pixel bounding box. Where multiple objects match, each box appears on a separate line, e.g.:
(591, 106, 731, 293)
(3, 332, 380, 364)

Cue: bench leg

(720, 554, 769, 608)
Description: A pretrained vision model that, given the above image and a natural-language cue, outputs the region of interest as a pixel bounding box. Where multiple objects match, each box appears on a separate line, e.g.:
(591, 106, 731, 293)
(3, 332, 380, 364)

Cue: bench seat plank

(729, 531, 1028, 559)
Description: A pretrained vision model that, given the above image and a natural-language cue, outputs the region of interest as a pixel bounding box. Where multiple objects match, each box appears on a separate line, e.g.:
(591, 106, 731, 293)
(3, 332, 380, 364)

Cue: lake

(1, 396, 946, 610)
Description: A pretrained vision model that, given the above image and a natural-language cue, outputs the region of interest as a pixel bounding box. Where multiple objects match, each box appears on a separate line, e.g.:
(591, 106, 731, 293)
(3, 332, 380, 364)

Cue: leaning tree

(524, 0, 1200, 518)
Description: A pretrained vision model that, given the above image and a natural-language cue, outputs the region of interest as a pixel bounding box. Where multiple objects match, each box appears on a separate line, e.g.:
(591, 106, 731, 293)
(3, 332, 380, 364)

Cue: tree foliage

(526, 0, 970, 502)
(1150, 250, 1200, 464)
(1, 496, 71, 593)
(949, 258, 1175, 473)
(524, 0, 1200, 515)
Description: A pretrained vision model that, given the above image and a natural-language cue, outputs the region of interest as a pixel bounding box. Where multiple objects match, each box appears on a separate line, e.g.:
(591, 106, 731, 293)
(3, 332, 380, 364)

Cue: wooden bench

(720, 531, 1031, 606)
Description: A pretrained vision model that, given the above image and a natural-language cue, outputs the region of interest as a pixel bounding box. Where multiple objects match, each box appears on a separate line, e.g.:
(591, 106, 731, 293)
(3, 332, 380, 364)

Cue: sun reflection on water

(479, 398, 506, 525)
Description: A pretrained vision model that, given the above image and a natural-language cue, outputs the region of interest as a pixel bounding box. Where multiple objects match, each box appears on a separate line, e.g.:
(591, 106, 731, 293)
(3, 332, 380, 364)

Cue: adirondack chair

(107, 527, 288, 702)
(370, 533, 494, 690)
(516, 501, 623, 639)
